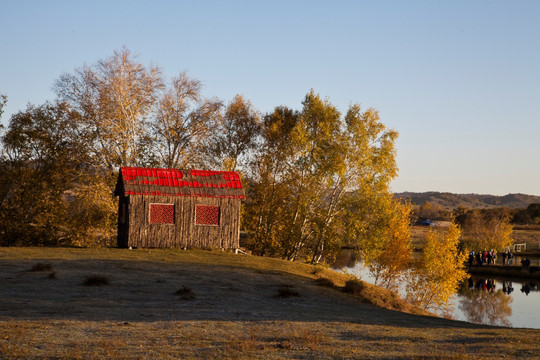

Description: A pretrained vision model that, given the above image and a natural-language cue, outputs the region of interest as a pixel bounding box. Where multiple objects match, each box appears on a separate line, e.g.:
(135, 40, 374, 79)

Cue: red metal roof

(115, 167, 245, 199)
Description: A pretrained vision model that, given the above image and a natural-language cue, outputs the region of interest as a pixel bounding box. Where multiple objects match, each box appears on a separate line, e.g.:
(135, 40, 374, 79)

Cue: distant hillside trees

(414, 201, 452, 222)
(397, 192, 540, 210)
(511, 204, 540, 225)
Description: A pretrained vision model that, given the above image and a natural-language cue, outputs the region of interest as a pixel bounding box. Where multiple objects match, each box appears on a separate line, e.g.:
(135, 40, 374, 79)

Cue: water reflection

(458, 278, 512, 327)
(519, 281, 538, 296)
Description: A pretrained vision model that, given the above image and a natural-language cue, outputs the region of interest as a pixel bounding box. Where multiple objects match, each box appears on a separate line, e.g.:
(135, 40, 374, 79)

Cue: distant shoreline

(467, 264, 540, 280)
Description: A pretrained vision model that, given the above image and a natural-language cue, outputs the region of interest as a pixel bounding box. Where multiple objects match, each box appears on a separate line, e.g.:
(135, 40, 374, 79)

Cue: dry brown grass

(1, 319, 539, 359)
(0, 247, 539, 359)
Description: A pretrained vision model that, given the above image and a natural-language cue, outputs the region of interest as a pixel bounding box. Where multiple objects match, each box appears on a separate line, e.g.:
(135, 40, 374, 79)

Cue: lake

(333, 253, 540, 329)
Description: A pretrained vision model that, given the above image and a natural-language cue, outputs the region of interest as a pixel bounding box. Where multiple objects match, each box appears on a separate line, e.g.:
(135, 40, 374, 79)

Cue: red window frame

(195, 205, 220, 226)
(149, 203, 175, 224)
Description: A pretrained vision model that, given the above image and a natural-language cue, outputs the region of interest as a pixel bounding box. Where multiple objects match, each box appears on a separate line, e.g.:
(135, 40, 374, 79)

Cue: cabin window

(195, 205, 220, 226)
(150, 203, 175, 224)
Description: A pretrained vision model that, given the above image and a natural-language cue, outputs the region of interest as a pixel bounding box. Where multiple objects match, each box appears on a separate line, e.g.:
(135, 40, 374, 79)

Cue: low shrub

(342, 279, 365, 296)
(311, 265, 324, 276)
(175, 285, 196, 300)
(276, 284, 300, 298)
(29, 263, 52, 272)
(83, 276, 110, 286)
(315, 278, 334, 287)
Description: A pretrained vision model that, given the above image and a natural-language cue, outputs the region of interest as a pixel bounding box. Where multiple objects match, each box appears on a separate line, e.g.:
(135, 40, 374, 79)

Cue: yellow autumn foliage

(406, 223, 468, 313)
(460, 209, 513, 252)
(364, 197, 413, 290)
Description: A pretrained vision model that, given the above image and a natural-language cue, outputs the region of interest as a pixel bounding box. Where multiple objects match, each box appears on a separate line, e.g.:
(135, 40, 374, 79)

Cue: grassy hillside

(1, 247, 539, 359)
(396, 192, 540, 209)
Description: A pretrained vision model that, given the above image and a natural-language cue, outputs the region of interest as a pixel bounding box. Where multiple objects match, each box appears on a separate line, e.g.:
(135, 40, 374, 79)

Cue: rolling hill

(395, 192, 540, 209)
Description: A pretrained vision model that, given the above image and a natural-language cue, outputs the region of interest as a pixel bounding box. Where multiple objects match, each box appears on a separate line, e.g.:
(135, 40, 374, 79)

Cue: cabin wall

(126, 195, 241, 249)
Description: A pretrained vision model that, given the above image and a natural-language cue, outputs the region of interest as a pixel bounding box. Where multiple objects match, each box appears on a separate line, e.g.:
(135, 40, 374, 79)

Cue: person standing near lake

(477, 252, 483, 266)
(521, 258, 531, 271)
(469, 251, 475, 267)
(487, 251, 493, 266)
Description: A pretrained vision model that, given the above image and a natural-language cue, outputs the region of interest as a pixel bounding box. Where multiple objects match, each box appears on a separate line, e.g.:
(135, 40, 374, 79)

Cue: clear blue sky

(1, 0, 539, 195)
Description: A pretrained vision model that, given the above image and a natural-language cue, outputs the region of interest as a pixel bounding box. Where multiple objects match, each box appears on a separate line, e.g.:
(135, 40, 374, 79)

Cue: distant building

(114, 167, 245, 249)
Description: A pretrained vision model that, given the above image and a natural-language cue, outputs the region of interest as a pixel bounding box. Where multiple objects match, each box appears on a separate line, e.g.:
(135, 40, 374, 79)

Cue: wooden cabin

(114, 167, 245, 249)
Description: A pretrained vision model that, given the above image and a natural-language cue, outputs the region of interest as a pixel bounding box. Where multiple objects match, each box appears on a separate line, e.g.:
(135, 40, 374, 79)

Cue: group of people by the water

(468, 250, 506, 266)
(520, 257, 531, 270)
(467, 249, 518, 266)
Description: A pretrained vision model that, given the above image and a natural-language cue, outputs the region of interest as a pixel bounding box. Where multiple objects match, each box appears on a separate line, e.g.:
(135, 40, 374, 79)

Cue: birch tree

(243, 106, 300, 257)
(55, 47, 163, 173)
(244, 90, 408, 265)
(0, 93, 6, 119)
(459, 209, 513, 251)
(152, 72, 222, 168)
(204, 94, 261, 172)
(357, 196, 413, 289)
(406, 223, 468, 313)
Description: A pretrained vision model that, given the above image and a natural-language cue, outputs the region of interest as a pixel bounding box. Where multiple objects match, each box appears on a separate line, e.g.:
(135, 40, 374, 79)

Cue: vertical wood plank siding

(126, 195, 241, 249)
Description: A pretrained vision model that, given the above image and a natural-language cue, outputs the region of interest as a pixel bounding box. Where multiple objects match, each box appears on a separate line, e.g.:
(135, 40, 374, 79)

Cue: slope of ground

(1, 247, 539, 359)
